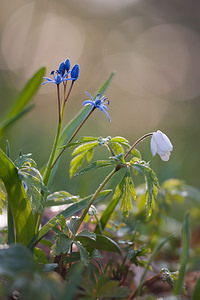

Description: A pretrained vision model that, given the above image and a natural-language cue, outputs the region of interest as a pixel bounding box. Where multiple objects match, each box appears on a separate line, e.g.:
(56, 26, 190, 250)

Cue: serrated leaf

(120, 176, 132, 219)
(15, 153, 37, 168)
(110, 136, 130, 147)
(110, 142, 124, 155)
(72, 141, 99, 156)
(70, 153, 85, 178)
(51, 234, 72, 256)
(66, 216, 80, 235)
(74, 241, 90, 266)
(75, 229, 96, 241)
(130, 148, 142, 159)
(57, 214, 66, 230)
(87, 149, 94, 162)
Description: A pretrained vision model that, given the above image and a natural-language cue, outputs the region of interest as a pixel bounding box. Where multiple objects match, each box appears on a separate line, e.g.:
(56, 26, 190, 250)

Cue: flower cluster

(83, 92, 111, 122)
(42, 58, 80, 86)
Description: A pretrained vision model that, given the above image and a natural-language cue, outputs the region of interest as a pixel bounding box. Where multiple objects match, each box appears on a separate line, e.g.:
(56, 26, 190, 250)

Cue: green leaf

(66, 216, 80, 235)
(130, 160, 159, 219)
(110, 136, 130, 147)
(0, 67, 45, 139)
(0, 244, 39, 277)
(28, 190, 112, 249)
(70, 153, 85, 178)
(74, 160, 119, 177)
(137, 235, 172, 296)
(173, 212, 190, 296)
(72, 141, 99, 156)
(97, 280, 130, 298)
(34, 247, 48, 264)
(192, 276, 200, 300)
(46, 191, 79, 207)
(77, 234, 121, 254)
(74, 241, 90, 266)
(97, 175, 126, 233)
(0, 148, 35, 245)
(75, 229, 96, 241)
(51, 234, 72, 256)
(64, 263, 85, 300)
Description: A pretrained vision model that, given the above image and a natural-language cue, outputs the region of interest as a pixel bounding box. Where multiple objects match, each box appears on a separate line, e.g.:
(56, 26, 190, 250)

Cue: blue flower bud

(59, 61, 65, 77)
(71, 64, 80, 81)
(65, 58, 70, 72)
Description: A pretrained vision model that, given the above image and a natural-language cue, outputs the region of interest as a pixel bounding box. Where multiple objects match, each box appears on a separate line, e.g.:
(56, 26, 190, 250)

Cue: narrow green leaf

(0, 67, 45, 139)
(6, 67, 45, 119)
(97, 175, 126, 233)
(45, 191, 79, 207)
(137, 235, 172, 296)
(173, 212, 190, 296)
(0, 148, 35, 245)
(74, 160, 118, 177)
(28, 190, 112, 249)
(0, 105, 35, 137)
(192, 276, 200, 300)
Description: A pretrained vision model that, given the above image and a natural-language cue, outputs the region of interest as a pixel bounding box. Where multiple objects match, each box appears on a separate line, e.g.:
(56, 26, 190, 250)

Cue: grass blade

(173, 212, 190, 296)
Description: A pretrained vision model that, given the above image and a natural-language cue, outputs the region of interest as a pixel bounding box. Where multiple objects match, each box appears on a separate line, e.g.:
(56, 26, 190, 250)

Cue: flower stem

(57, 85, 61, 123)
(124, 133, 153, 160)
(76, 168, 116, 233)
(51, 107, 95, 169)
(64, 81, 74, 104)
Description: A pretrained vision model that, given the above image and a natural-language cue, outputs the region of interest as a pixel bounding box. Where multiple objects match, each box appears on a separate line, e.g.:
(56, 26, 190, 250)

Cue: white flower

(151, 130, 173, 161)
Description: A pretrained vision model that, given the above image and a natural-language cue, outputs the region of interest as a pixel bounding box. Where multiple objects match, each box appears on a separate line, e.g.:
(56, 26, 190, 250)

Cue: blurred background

(0, 0, 200, 197)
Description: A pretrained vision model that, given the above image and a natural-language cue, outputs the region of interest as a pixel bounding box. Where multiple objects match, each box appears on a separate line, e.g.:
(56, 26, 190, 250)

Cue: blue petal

(100, 104, 109, 110)
(83, 100, 94, 106)
(97, 106, 111, 122)
(43, 77, 53, 82)
(85, 92, 94, 102)
(62, 71, 71, 79)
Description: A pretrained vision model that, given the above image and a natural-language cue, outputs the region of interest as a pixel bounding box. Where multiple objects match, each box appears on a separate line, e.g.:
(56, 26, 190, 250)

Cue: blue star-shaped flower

(83, 92, 111, 122)
(42, 70, 71, 85)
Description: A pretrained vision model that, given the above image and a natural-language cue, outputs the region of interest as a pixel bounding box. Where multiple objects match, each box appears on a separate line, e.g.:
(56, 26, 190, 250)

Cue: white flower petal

(150, 130, 173, 161)
(150, 135, 157, 156)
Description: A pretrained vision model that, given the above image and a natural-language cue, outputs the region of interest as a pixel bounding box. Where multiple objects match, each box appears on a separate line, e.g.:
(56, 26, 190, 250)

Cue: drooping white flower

(151, 130, 173, 161)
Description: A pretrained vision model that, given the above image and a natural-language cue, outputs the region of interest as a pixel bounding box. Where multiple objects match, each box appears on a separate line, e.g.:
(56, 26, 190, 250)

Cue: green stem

(6, 141, 15, 244)
(124, 133, 153, 160)
(77, 168, 116, 233)
(51, 107, 95, 169)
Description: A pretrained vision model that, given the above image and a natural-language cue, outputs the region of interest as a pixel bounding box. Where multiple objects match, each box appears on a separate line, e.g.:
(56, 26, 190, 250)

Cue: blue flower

(59, 61, 65, 76)
(42, 70, 71, 86)
(65, 58, 70, 72)
(71, 64, 80, 81)
(83, 92, 111, 122)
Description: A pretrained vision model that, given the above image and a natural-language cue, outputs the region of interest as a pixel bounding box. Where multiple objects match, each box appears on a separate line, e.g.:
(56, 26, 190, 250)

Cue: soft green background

(0, 0, 200, 197)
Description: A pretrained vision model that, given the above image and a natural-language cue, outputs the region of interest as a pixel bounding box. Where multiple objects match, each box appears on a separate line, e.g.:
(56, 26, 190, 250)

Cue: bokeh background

(0, 0, 200, 197)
